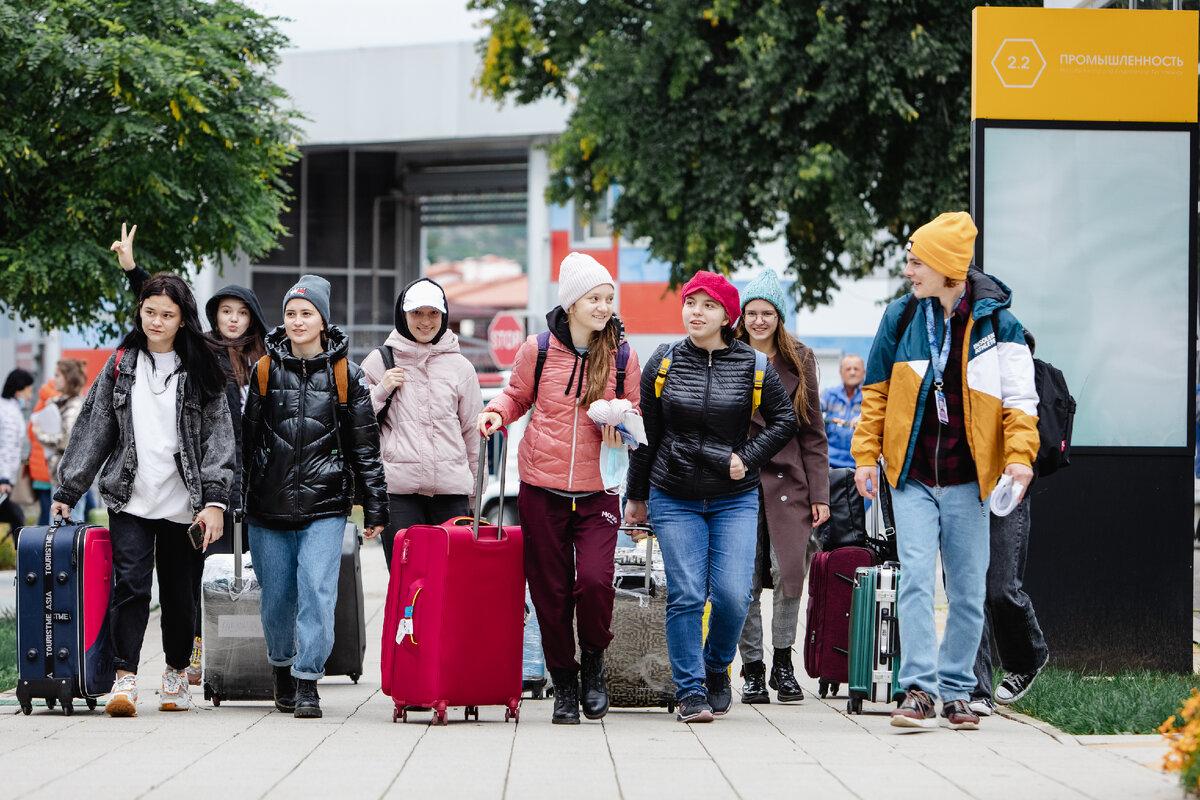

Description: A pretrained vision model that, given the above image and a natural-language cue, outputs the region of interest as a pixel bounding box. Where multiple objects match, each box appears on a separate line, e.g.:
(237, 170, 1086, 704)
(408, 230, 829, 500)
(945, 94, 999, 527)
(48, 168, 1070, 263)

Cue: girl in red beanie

(624, 270, 797, 723)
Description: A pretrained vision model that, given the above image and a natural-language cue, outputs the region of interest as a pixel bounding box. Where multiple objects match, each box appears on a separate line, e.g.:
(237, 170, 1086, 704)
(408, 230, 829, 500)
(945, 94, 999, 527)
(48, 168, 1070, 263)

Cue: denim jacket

(54, 349, 235, 516)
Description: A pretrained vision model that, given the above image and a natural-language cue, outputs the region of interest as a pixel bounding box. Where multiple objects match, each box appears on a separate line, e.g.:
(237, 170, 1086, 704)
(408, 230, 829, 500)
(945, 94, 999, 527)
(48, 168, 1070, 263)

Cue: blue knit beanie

(282, 274, 331, 325)
(740, 270, 788, 318)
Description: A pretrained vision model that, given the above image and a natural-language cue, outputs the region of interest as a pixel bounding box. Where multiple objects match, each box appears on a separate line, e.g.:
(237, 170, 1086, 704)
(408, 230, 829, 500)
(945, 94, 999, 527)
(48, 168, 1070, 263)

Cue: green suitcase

(846, 563, 903, 714)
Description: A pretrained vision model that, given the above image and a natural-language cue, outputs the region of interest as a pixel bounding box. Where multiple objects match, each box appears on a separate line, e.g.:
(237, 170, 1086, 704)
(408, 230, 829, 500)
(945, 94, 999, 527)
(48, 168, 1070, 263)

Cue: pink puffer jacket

(361, 329, 484, 500)
(485, 322, 641, 493)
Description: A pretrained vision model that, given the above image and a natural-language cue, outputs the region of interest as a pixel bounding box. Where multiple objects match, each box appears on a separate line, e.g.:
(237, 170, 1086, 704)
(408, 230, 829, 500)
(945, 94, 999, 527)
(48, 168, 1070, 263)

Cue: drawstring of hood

(563, 350, 589, 399)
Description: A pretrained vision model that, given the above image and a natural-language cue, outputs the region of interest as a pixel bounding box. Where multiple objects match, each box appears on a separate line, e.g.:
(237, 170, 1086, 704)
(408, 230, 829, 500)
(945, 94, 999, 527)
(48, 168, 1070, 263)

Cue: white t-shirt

(122, 350, 193, 524)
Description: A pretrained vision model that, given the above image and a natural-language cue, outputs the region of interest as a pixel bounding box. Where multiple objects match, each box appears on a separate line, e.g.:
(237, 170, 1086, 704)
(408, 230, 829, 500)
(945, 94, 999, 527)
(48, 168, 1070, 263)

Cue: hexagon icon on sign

(991, 39, 1046, 89)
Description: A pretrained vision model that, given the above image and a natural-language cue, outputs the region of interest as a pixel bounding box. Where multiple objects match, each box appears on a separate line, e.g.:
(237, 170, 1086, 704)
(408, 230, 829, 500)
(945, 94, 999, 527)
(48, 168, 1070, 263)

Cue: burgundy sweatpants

(517, 482, 619, 672)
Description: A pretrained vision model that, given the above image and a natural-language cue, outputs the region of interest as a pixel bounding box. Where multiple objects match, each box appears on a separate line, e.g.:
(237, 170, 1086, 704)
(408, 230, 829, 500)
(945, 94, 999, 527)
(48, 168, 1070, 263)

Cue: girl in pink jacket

(478, 253, 641, 726)
(362, 278, 485, 569)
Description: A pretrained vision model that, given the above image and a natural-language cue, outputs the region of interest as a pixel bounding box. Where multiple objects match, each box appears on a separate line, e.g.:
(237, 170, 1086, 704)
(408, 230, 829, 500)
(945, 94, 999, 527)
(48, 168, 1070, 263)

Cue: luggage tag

(396, 588, 420, 644)
(934, 384, 949, 425)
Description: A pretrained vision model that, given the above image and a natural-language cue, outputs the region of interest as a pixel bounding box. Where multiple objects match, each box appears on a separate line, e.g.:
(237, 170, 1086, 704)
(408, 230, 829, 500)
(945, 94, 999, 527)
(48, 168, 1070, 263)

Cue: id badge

(935, 388, 949, 425)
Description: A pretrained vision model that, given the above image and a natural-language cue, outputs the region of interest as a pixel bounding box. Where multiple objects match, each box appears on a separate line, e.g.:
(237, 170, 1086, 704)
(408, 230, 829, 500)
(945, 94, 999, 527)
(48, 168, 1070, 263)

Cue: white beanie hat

(557, 252, 615, 310)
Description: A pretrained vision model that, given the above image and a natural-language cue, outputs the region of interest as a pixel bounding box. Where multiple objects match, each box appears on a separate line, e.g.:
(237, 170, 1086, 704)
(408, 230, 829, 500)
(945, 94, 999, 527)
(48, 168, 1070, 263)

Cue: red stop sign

(488, 313, 525, 369)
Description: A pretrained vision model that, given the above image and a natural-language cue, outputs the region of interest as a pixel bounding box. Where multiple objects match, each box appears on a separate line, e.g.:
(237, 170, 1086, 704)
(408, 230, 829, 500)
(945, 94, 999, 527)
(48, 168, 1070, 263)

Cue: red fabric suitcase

(803, 545, 876, 699)
(380, 429, 524, 724)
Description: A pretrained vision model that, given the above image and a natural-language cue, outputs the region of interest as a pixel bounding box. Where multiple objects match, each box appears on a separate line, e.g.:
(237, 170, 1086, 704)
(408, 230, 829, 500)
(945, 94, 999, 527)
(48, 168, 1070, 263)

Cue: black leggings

(380, 494, 470, 569)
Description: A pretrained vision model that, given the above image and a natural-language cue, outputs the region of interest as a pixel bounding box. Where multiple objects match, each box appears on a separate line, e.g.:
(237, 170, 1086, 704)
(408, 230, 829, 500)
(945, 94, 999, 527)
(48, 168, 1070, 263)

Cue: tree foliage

(470, 0, 1036, 307)
(0, 0, 302, 338)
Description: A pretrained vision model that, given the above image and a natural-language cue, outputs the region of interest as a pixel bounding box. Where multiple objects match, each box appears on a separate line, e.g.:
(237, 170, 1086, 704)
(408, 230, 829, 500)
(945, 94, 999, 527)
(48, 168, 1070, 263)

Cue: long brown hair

(580, 317, 622, 407)
(733, 316, 812, 424)
(219, 334, 267, 388)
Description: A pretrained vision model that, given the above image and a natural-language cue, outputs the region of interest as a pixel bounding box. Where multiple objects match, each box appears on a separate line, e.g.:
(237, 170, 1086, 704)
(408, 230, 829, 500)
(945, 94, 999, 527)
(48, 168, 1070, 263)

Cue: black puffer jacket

(242, 326, 388, 528)
(627, 337, 797, 501)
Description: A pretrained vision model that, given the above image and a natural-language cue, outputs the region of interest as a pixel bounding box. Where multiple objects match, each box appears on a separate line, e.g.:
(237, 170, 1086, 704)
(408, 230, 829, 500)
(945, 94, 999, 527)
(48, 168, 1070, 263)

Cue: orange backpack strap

(255, 356, 271, 396)
(334, 357, 348, 405)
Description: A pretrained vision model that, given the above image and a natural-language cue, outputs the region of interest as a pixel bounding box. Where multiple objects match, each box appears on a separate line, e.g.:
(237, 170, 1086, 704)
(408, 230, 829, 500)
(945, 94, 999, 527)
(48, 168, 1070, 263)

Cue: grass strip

(1010, 666, 1200, 735)
(0, 612, 16, 694)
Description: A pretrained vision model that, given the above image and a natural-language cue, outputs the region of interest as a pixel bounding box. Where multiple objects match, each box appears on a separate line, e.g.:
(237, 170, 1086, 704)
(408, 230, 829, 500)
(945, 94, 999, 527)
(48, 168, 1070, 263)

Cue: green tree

(0, 0, 302, 338)
(470, 0, 1035, 307)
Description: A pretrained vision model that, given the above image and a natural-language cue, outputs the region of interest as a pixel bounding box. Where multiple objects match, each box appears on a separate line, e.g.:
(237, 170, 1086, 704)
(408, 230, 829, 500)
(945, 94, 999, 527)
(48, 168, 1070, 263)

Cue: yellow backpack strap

(654, 341, 680, 399)
(751, 350, 766, 416)
(255, 355, 271, 396)
(334, 357, 348, 405)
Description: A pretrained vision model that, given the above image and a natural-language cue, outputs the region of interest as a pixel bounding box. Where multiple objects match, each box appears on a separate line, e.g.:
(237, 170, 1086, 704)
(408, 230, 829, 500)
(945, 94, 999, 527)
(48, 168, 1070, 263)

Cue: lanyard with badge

(923, 291, 964, 425)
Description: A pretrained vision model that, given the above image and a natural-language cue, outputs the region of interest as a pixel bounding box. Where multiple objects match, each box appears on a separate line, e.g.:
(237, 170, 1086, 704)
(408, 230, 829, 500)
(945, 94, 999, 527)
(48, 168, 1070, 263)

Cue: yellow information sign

(972, 8, 1197, 123)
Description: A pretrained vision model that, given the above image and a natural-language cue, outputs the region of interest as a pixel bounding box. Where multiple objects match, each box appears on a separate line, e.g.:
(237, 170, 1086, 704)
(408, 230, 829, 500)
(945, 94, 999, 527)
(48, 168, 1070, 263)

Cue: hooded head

(205, 285, 269, 341)
(395, 278, 450, 344)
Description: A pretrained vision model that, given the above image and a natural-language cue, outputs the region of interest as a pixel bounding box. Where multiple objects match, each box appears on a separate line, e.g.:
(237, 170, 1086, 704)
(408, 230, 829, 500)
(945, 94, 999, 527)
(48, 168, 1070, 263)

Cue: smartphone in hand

(187, 521, 206, 550)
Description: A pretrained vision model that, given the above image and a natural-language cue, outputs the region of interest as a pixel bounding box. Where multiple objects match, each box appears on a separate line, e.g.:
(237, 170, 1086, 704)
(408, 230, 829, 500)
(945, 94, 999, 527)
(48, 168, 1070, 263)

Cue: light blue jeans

(649, 486, 759, 701)
(891, 479, 990, 702)
(248, 517, 345, 680)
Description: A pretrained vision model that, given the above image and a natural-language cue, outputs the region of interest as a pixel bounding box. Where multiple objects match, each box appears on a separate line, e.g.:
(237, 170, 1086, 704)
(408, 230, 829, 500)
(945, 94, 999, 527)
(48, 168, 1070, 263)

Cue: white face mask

(600, 443, 629, 491)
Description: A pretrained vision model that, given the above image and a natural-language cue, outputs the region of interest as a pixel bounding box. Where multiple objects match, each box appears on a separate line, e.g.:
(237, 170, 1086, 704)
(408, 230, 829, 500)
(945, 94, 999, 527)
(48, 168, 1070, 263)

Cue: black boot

(550, 669, 580, 725)
(294, 679, 322, 718)
(579, 650, 609, 720)
(273, 666, 296, 713)
(769, 648, 804, 703)
(739, 660, 770, 704)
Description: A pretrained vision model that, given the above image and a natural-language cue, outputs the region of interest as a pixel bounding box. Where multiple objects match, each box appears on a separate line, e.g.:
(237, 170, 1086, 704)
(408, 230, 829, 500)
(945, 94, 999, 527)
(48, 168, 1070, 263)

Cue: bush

(1160, 689, 1200, 794)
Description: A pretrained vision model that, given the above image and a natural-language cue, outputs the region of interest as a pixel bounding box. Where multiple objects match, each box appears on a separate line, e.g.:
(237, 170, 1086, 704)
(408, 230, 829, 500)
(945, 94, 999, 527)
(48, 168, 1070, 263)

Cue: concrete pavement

(0, 537, 1184, 799)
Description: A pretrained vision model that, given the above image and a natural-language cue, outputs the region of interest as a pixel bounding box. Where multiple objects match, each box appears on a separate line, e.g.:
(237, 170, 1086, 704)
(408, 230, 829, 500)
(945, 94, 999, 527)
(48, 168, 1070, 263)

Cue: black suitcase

(820, 467, 868, 550)
(324, 521, 366, 682)
(14, 520, 115, 715)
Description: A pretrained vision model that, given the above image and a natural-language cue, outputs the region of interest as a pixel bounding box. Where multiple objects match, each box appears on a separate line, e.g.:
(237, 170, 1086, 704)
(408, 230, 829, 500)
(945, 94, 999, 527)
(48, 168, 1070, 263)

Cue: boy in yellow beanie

(851, 210, 1039, 730)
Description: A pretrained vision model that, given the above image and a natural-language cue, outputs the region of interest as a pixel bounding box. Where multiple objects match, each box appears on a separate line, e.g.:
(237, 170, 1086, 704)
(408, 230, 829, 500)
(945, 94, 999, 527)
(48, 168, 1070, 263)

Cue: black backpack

(895, 295, 1076, 478)
(1030, 356, 1075, 478)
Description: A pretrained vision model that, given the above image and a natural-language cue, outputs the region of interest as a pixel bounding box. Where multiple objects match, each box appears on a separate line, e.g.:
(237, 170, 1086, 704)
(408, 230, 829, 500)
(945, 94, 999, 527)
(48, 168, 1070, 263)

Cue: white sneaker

(159, 668, 195, 711)
(105, 674, 138, 717)
(968, 698, 995, 717)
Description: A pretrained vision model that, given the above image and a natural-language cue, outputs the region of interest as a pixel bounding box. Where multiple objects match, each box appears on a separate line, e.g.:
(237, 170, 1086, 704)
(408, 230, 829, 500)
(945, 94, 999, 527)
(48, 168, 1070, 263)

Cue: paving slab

(0, 536, 1186, 799)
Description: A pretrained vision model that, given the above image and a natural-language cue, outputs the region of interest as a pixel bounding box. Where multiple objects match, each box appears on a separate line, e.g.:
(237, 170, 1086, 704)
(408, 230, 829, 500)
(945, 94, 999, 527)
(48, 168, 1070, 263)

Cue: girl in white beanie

(478, 252, 641, 725)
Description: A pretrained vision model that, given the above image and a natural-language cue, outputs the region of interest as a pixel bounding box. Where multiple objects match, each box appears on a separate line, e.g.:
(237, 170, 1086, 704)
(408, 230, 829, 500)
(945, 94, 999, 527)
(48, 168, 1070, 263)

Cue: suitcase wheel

(667, 701, 675, 713)
(20, 703, 32, 716)
(505, 707, 519, 724)
(45, 696, 56, 710)
(63, 700, 74, 716)
(846, 697, 862, 715)
(349, 673, 360, 684)
(464, 706, 479, 721)
(393, 707, 403, 723)
(830, 682, 840, 698)
(818, 679, 828, 698)
(435, 709, 448, 726)
(211, 694, 221, 707)
(86, 698, 97, 712)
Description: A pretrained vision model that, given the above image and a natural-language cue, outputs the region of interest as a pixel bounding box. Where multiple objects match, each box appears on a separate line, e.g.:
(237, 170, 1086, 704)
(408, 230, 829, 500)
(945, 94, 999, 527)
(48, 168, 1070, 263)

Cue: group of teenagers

(6, 207, 1048, 729)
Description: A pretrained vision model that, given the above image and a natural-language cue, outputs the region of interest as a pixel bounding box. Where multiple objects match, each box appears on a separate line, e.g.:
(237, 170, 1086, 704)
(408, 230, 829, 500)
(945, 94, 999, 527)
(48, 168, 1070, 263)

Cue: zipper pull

(302, 359, 307, 378)
(708, 352, 713, 368)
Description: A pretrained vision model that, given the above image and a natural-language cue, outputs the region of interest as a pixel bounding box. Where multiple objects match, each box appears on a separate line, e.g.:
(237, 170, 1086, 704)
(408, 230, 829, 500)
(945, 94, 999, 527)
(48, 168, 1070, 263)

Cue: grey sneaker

(968, 697, 995, 717)
(676, 693, 715, 723)
(890, 687, 937, 729)
(995, 655, 1049, 705)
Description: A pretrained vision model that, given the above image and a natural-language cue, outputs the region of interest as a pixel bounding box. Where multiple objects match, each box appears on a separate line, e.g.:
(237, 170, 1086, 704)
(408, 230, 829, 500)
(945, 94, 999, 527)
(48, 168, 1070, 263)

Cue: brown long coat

(750, 342, 830, 598)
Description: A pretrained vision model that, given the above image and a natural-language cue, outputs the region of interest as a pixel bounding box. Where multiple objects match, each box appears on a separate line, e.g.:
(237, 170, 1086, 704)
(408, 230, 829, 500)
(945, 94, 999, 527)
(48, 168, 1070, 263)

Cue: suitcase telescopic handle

(474, 426, 508, 542)
(233, 520, 244, 592)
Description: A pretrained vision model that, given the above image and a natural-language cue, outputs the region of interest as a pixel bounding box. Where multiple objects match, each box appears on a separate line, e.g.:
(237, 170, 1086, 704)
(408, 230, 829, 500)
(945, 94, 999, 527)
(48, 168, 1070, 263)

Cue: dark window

(251, 272, 300, 329)
(354, 274, 396, 328)
(305, 152, 349, 268)
(355, 152, 398, 271)
(260, 164, 300, 267)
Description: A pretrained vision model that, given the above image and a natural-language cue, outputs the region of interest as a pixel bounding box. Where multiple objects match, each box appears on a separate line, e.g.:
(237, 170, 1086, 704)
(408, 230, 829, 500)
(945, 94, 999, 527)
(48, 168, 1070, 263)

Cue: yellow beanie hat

(907, 212, 978, 281)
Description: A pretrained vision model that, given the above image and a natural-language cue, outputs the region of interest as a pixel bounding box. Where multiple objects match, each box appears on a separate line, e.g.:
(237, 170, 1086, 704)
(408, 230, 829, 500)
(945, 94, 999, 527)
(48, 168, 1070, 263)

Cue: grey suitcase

(201, 522, 274, 705)
(324, 522, 366, 682)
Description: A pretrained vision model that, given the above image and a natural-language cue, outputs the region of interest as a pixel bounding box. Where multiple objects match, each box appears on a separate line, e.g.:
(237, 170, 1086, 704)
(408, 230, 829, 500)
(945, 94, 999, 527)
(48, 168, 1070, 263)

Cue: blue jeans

(892, 479, 989, 702)
(248, 516, 345, 680)
(649, 486, 759, 701)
